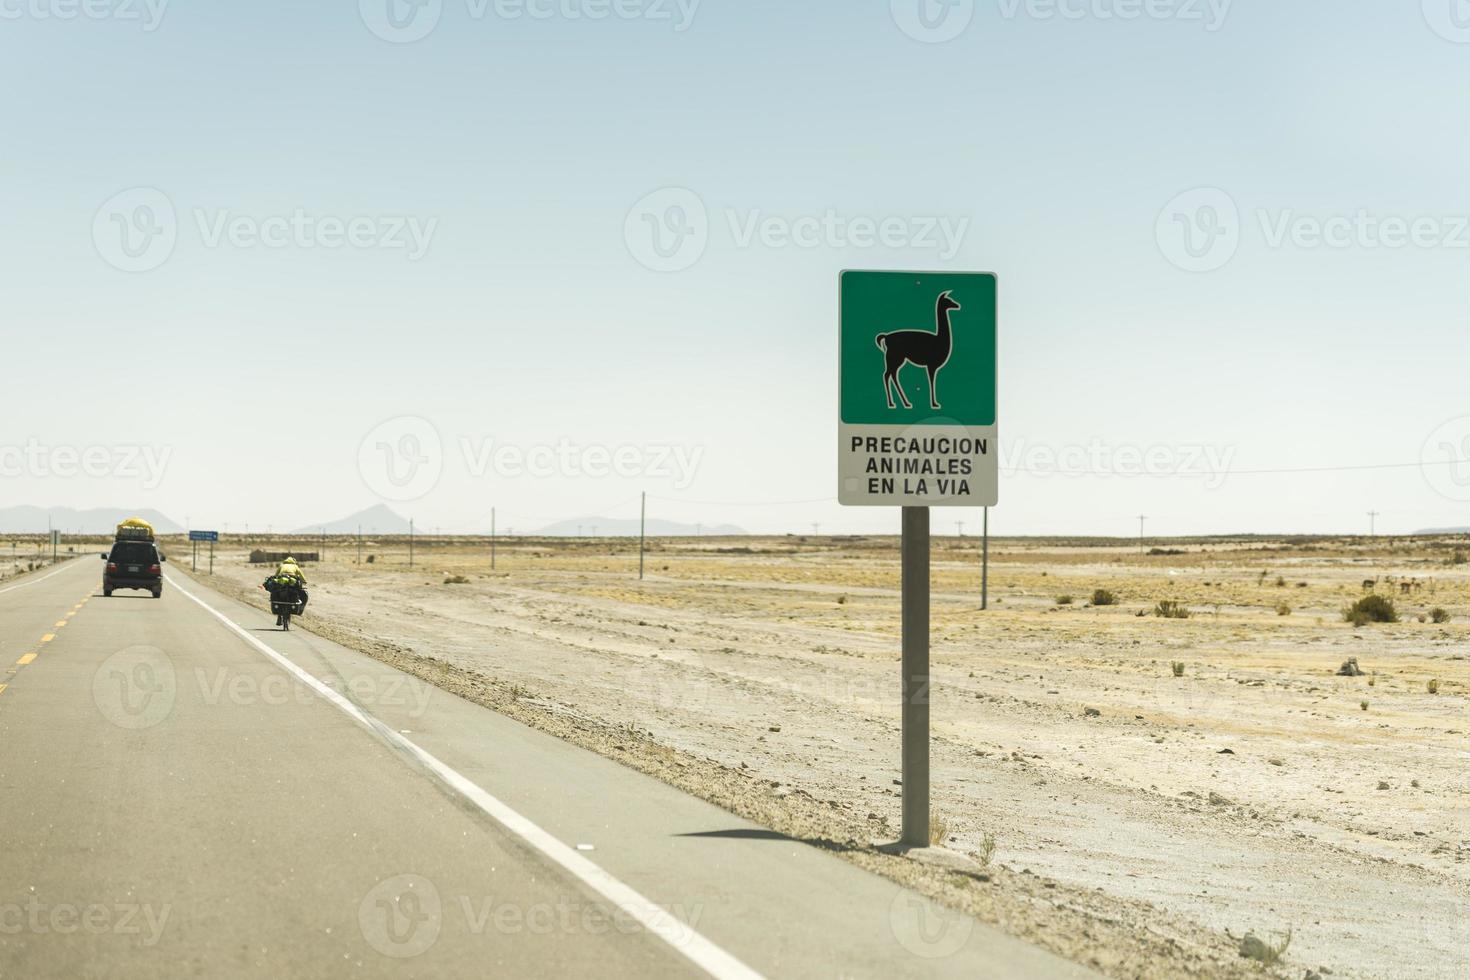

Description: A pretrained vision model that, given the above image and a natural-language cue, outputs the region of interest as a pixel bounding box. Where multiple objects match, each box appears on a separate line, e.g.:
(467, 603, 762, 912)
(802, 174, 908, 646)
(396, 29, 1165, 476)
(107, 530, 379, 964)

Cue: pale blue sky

(3, 1, 1469, 535)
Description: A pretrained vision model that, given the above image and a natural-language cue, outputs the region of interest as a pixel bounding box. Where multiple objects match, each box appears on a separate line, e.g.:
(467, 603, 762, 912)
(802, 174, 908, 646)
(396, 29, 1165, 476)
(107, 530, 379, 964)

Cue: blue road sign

(189, 530, 219, 542)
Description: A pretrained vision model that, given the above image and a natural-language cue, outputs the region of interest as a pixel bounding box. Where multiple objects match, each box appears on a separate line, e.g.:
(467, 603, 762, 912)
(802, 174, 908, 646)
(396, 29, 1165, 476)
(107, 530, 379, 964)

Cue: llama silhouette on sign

(876, 290, 960, 410)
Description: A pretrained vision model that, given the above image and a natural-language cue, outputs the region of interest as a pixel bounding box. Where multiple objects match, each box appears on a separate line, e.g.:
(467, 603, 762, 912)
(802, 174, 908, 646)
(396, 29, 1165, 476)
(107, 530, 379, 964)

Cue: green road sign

(838, 270, 997, 507)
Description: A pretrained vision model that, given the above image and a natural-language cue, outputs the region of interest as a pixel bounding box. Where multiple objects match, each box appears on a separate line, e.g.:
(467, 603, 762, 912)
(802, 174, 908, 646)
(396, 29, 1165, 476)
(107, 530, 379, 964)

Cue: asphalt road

(0, 557, 1095, 979)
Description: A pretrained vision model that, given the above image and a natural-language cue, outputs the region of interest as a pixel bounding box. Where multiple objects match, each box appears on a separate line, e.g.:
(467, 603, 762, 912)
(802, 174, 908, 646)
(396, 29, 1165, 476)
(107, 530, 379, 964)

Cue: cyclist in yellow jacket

(262, 557, 308, 616)
(275, 557, 306, 587)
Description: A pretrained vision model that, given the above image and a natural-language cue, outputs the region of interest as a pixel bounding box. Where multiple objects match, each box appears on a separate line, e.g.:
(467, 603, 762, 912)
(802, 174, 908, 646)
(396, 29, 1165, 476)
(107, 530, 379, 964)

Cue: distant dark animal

(876, 291, 961, 410)
(1361, 579, 1376, 592)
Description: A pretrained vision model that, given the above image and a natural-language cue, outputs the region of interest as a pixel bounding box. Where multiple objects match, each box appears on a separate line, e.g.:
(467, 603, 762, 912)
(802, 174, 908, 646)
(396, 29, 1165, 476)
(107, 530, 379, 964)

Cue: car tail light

(149, 564, 161, 575)
(107, 563, 118, 573)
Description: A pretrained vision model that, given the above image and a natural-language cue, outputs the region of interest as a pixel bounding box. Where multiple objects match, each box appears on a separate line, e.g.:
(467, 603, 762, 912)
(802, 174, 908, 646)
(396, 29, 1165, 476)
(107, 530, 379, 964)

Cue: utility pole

(491, 507, 497, 571)
(812, 523, 820, 538)
(1368, 510, 1380, 538)
(408, 518, 414, 568)
(981, 507, 989, 611)
(639, 492, 646, 581)
(1138, 514, 1147, 555)
(955, 520, 964, 538)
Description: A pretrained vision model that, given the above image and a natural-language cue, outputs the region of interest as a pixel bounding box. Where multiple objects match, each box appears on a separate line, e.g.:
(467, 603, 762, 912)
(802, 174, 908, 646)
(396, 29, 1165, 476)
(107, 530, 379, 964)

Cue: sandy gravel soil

(185, 535, 1470, 979)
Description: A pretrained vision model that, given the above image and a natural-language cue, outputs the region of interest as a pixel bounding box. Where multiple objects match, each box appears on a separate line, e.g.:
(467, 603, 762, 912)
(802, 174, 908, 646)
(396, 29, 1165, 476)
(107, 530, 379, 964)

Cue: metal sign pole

(209, 538, 214, 575)
(192, 540, 197, 572)
(900, 505, 930, 848)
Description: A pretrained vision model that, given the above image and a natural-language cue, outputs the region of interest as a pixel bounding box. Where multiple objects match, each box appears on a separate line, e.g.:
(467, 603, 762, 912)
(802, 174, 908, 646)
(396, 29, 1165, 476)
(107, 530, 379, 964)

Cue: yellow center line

(65, 611, 75, 618)
(0, 684, 8, 697)
(40, 634, 55, 643)
(17, 654, 36, 665)
(54, 621, 67, 628)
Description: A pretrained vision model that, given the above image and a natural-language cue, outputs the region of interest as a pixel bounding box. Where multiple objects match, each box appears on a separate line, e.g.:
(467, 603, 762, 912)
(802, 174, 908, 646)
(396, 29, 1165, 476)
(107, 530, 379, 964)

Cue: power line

(1001, 457, 1470, 477)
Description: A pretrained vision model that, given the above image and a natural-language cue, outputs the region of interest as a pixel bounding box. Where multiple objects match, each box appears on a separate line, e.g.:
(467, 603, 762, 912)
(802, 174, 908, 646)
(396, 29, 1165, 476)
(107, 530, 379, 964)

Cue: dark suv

(102, 540, 166, 598)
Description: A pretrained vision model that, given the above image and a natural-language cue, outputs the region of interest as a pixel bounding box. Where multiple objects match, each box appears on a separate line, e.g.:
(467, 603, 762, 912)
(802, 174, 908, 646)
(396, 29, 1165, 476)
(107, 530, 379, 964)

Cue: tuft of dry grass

(974, 831, 997, 868)
(929, 810, 950, 846)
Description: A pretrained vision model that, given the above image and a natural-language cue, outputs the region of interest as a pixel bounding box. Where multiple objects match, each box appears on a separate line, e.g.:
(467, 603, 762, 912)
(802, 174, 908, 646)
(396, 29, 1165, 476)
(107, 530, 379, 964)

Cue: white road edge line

(164, 574, 763, 980)
(0, 561, 77, 596)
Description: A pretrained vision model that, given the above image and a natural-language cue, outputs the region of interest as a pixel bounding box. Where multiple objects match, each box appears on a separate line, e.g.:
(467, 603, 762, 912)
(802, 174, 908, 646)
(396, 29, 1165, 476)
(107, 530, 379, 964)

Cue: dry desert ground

(171, 533, 1470, 979)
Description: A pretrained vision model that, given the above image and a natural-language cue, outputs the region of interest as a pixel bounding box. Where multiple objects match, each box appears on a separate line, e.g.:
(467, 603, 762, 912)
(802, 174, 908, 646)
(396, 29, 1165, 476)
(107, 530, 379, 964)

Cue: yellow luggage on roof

(115, 517, 155, 542)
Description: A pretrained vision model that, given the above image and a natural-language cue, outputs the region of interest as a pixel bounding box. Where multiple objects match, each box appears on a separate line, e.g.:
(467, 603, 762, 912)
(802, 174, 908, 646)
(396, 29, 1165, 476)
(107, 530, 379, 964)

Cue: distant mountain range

(294, 504, 411, 535)
(0, 506, 182, 535)
(0, 503, 744, 537)
(1415, 526, 1470, 534)
(533, 517, 746, 537)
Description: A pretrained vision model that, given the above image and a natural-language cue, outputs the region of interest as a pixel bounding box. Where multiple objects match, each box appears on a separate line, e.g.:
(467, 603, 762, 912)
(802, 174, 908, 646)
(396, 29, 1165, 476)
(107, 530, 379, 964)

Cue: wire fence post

(981, 506, 989, 611)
